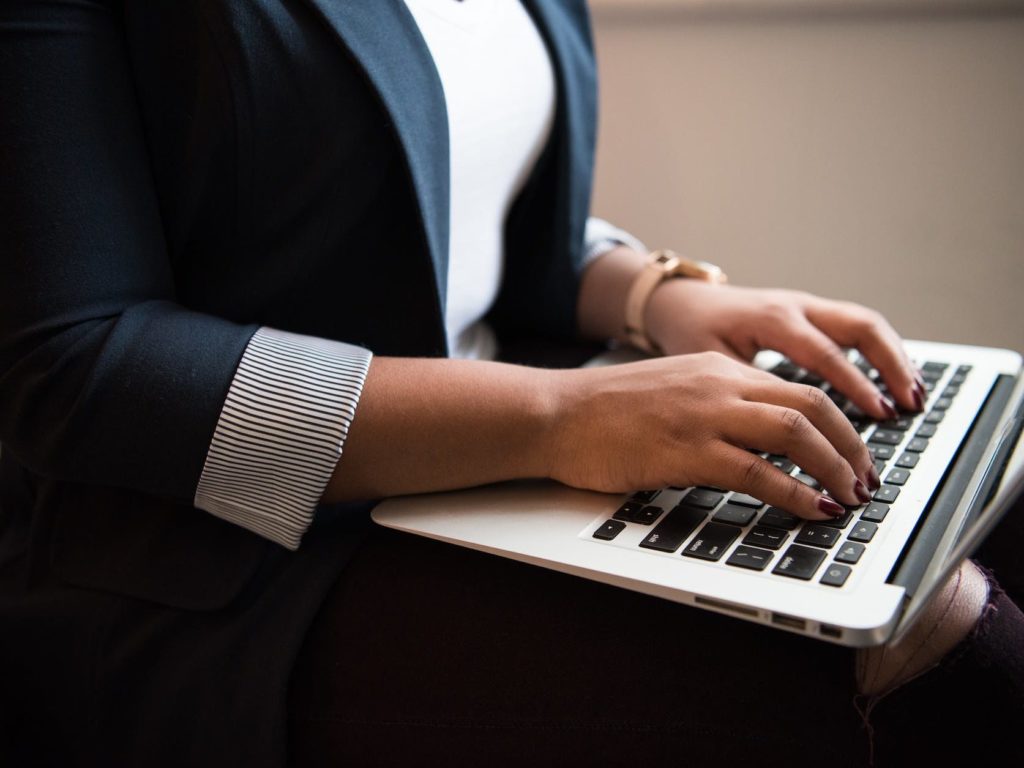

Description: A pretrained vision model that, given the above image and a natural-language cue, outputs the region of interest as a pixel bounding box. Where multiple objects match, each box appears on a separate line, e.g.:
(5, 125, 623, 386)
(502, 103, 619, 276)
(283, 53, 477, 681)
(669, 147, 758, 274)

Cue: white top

(403, 0, 557, 360)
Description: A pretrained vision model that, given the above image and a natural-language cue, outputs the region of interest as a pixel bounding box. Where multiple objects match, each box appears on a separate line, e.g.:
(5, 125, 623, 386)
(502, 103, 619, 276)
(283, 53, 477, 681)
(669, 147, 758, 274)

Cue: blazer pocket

(51, 484, 270, 612)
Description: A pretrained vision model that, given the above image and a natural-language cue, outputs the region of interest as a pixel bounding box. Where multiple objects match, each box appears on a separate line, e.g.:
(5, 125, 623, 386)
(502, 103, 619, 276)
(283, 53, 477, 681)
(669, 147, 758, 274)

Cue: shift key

(639, 505, 707, 553)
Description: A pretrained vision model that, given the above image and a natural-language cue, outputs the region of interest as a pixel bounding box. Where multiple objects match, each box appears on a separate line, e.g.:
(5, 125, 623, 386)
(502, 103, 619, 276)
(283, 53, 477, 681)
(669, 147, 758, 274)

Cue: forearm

(324, 357, 561, 502)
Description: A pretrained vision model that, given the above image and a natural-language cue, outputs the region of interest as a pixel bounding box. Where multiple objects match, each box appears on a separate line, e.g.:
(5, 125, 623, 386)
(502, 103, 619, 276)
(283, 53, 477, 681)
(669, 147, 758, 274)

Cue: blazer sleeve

(0, 0, 368, 548)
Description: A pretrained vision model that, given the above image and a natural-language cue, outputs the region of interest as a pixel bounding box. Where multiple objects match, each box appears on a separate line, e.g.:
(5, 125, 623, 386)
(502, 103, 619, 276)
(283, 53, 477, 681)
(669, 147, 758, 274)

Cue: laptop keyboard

(591, 356, 972, 588)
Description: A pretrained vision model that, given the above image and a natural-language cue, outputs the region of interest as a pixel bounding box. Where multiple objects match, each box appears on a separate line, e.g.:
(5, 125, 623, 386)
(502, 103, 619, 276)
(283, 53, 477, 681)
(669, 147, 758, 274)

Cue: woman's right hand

(544, 351, 880, 521)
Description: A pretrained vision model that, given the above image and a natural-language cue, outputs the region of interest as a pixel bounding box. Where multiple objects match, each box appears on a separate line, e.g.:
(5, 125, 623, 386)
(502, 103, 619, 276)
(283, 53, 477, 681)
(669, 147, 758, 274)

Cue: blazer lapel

(298, 0, 451, 321)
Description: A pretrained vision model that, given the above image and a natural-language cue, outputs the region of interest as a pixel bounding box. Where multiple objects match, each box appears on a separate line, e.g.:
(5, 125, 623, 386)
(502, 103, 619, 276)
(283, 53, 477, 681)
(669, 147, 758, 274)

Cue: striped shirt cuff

(583, 216, 648, 266)
(194, 327, 373, 550)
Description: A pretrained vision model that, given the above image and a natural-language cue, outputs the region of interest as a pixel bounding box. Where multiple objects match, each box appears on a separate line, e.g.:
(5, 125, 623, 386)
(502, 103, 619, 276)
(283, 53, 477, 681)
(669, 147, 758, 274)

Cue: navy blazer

(0, 1, 597, 765)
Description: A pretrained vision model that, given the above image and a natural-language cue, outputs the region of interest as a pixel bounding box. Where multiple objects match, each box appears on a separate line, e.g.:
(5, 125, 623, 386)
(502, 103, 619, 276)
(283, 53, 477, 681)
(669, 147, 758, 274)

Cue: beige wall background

(589, 0, 1024, 352)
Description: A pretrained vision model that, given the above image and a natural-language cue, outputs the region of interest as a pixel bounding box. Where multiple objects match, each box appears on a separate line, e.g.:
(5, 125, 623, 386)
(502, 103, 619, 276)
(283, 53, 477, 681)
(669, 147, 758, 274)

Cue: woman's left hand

(644, 279, 926, 422)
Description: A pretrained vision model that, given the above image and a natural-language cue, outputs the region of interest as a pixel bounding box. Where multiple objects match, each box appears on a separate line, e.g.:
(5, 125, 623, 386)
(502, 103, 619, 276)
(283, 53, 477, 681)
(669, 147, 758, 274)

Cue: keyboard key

(868, 429, 903, 446)
(593, 520, 626, 541)
(835, 541, 866, 564)
(874, 459, 887, 476)
(906, 437, 929, 453)
(795, 524, 841, 549)
(924, 410, 945, 424)
(818, 509, 855, 529)
(922, 361, 948, 373)
(885, 469, 910, 486)
(630, 489, 660, 504)
(802, 373, 825, 387)
(941, 385, 960, 398)
(879, 417, 914, 432)
(861, 502, 890, 523)
(639, 505, 707, 552)
(729, 493, 764, 509)
(849, 521, 879, 542)
(873, 485, 901, 503)
(868, 443, 895, 460)
(950, 371, 969, 385)
(895, 452, 920, 469)
(932, 397, 953, 411)
(726, 545, 774, 571)
(713, 503, 758, 527)
(682, 522, 740, 561)
(915, 423, 937, 438)
(613, 501, 643, 522)
(772, 362, 801, 381)
(955, 364, 972, 375)
(794, 473, 820, 489)
(828, 390, 849, 409)
(767, 455, 796, 474)
(633, 505, 663, 525)
(759, 507, 801, 530)
(682, 488, 726, 510)
(821, 563, 852, 587)
(773, 545, 827, 580)
(743, 525, 789, 550)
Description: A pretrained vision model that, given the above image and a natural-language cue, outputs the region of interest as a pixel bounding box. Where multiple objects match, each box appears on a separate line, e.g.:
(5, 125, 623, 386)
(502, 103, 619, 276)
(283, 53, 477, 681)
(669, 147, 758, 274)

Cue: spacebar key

(640, 505, 707, 553)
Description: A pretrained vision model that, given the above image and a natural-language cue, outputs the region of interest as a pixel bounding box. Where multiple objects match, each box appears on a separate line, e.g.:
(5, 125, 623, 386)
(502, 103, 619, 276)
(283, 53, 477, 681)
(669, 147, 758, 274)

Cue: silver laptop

(372, 339, 1024, 647)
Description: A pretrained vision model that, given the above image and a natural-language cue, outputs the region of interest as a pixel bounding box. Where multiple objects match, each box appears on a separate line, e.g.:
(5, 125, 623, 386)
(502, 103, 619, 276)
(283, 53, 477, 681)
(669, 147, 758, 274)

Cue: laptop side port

(819, 624, 843, 639)
(694, 595, 760, 618)
(771, 613, 807, 631)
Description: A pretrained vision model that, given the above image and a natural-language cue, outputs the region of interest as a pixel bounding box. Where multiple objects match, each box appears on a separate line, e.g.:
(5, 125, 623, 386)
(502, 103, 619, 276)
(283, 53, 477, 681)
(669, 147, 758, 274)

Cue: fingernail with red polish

(817, 496, 846, 518)
(867, 465, 881, 491)
(912, 387, 924, 412)
(854, 479, 872, 504)
(879, 395, 898, 420)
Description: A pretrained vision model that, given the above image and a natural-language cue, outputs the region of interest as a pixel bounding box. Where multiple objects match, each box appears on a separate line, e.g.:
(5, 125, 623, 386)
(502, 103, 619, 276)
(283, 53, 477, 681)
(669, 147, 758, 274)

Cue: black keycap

(639, 505, 707, 553)
(921, 370, 943, 384)
(683, 488, 726, 510)
(950, 371, 969, 385)
(613, 501, 643, 522)
(868, 443, 895, 460)
(729, 493, 764, 509)
(630, 489, 660, 504)
(767, 455, 796, 474)
(879, 417, 914, 432)
(795, 524, 841, 548)
(873, 485, 901, 503)
(818, 509, 855, 529)
(867, 429, 903, 446)
(682, 522, 740, 562)
(874, 459, 887, 476)
(906, 437, 929, 453)
(773, 545, 827, 580)
(633, 505, 663, 525)
(835, 541, 866, 564)
(772, 362, 801, 381)
(828, 390, 848, 409)
(915, 423, 937, 438)
(794, 473, 820, 489)
(713, 503, 758, 527)
(861, 502, 890, 523)
(924, 410, 945, 424)
(923, 380, 936, 392)
(821, 563, 852, 587)
(885, 469, 910, 486)
(932, 397, 953, 412)
(941, 385, 960, 398)
(955, 364, 972, 375)
(922, 361, 948, 373)
(849, 417, 872, 434)
(759, 507, 801, 530)
(743, 525, 788, 550)
(895, 452, 920, 469)
(726, 545, 774, 571)
(849, 521, 879, 542)
(802, 373, 825, 388)
(593, 520, 626, 541)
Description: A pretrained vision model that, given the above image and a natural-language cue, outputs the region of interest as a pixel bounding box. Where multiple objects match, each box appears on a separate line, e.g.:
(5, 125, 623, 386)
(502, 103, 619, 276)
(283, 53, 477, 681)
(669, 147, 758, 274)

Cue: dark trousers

(288, 502, 1024, 768)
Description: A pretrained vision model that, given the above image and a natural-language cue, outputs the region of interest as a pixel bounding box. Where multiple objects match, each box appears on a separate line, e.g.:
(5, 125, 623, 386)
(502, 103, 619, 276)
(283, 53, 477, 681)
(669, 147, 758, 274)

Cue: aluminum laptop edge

(372, 339, 1024, 648)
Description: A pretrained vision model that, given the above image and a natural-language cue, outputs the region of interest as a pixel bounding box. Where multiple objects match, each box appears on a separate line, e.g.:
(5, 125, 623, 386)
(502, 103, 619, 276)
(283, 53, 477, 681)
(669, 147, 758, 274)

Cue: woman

(1, 1, 1021, 766)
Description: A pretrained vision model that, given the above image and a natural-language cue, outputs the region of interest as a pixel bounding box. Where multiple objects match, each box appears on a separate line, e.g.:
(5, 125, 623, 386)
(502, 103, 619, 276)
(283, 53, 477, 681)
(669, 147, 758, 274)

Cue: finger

(720, 401, 870, 507)
(705, 443, 850, 522)
(770, 318, 896, 421)
(742, 379, 878, 489)
(804, 301, 922, 412)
